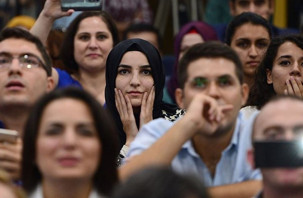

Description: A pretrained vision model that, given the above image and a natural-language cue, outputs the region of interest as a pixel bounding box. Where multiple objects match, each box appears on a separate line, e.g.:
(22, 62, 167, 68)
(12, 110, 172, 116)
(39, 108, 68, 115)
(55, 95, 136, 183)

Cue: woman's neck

(73, 69, 106, 104)
(42, 179, 94, 198)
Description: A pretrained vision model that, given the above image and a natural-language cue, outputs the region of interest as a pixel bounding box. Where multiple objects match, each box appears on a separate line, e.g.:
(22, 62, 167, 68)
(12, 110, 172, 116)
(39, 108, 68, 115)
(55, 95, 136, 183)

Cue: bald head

(253, 96, 303, 141)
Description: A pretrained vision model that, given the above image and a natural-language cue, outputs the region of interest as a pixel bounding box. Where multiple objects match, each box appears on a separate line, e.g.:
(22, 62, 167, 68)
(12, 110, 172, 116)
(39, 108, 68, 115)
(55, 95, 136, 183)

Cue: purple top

(167, 21, 218, 103)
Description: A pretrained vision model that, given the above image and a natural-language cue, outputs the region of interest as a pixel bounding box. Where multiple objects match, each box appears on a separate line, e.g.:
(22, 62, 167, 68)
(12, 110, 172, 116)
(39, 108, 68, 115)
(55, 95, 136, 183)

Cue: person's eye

(236, 41, 249, 49)
(77, 127, 96, 137)
(192, 77, 208, 89)
(44, 126, 62, 136)
(97, 34, 107, 40)
(256, 41, 269, 49)
(279, 60, 291, 67)
(118, 69, 130, 75)
(141, 69, 152, 75)
(218, 76, 232, 87)
(238, 0, 250, 8)
(254, 0, 266, 7)
(22, 56, 39, 67)
(0, 56, 10, 64)
(78, 34, 90, 41)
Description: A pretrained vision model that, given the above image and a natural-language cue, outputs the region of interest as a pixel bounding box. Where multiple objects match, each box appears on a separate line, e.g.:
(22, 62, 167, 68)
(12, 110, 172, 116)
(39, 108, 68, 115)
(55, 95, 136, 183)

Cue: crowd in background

(1, 0, 303, 198)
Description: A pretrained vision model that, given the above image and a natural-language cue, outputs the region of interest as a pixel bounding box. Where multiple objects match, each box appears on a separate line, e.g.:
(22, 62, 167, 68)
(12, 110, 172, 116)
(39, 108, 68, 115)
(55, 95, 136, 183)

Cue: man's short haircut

(225, 12, 272, 45)
(111, 166, 210, 198)
(0, 27, 52, 76)
(123, 23, 162, 49)
(177, 41, 244, 89)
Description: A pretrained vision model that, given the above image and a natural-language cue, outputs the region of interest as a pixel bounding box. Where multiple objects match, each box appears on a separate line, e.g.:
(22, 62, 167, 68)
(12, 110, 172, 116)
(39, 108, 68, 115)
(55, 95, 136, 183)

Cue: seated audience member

(213, 0, 299, 41)
(123, 23, 174, 79)
(247, 34, 303, 109)
(22, 88, 119, 198)
(104, 0, 153, 40)
(124, 23, 161, 51)
(0, 170, 26, 198)
(0, 27, 54, 180)
(120, 42, 262, 197)
(111, 166, 210, 198)
(226, 12, 272, 88)
(249, 95, 303, 198)
(105, 39, 184, 161)
(31, 0, 119, 104)
(165, 21, 218, 104)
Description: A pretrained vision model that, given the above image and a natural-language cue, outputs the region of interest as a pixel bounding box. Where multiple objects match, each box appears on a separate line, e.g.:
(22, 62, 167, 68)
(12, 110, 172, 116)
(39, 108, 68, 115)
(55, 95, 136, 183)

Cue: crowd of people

(0, 0, 303, 198)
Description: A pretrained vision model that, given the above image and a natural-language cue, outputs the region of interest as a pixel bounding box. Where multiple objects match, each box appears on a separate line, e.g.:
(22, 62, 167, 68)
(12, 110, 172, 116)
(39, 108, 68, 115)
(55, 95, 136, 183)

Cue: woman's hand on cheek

(115, 89, 138, 146)
(140, 86, 155, 128)
(285, 77, 303, 98)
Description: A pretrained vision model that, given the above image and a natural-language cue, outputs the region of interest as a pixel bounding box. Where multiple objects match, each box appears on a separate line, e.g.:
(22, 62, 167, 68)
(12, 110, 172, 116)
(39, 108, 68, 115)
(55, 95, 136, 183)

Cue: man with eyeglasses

(0, 27, 54, 180)
(249, 95, 303, 198)
(120, 42, 262, 197)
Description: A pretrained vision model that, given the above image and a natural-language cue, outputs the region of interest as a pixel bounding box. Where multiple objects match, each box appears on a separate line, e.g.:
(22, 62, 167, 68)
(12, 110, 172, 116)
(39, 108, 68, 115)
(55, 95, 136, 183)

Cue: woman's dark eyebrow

(277, 55, 292, 60)
(140, 65, 151, 69)
(118, 64, 132, 69)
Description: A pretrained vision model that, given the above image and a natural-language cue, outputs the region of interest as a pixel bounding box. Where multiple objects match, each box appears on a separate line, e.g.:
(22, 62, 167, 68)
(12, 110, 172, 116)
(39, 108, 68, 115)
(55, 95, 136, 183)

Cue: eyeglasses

(0, 53, 46, 70)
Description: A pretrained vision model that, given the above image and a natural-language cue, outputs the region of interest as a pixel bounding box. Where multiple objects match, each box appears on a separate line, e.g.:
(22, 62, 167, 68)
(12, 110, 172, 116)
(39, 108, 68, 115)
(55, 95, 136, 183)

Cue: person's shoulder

(55, 68, 82, 88)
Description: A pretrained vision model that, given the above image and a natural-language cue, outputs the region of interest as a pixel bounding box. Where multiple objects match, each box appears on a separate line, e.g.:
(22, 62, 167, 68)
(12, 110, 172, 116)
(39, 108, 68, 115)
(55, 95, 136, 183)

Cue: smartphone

(0, 129, 18, 143)
(61, 0, 103, 11)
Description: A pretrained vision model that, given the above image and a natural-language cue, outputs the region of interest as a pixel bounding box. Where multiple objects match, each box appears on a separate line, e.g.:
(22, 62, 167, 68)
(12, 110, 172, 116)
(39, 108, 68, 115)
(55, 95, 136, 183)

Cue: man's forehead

(0, 38, 42, 58)
(187, 57, 238, 79)
(256, 99, 303, 130)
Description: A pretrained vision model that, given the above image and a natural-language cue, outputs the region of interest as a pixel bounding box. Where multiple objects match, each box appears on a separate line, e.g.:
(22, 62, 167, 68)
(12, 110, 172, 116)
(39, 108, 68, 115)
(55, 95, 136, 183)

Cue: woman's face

(74, 16, 113, 72)
(36, 98, 101, 181)
(179, 33, 204, 60)
(115, 51, 154, 107)
(231, 23, 270, 78)
(267, 41, 303, 94)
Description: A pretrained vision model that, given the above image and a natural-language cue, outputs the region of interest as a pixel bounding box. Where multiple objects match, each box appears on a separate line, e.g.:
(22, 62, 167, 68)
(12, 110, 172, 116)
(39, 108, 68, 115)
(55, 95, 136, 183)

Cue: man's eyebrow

(263, 126, 284, 134)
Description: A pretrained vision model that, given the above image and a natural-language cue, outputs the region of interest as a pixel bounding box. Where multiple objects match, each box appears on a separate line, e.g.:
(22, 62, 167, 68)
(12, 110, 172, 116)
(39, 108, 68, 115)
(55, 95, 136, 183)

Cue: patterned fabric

(162, 108, 185, 122)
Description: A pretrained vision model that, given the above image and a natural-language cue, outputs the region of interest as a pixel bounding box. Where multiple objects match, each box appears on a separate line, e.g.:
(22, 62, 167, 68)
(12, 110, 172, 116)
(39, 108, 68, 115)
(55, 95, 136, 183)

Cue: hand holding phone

(61, 0, 103, 11)
(0, 129, 18, 144)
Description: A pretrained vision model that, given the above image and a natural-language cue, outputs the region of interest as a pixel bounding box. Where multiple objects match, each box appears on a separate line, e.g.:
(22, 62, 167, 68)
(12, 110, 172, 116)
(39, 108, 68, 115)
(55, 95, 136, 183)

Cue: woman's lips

(58, 157, 79, 166)
(127, 91, 143, 96)
(247, 61, 260, 67)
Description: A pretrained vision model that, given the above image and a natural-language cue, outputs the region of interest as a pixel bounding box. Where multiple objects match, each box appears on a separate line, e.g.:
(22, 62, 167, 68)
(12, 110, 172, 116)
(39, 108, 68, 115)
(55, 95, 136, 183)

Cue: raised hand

(41, 0, 74, 20)
(140, 86, 155, 128)
(183, 93, 233, 136)
(0, 138, 22, 180)
(115, 89, 138, 146)
(284, 77, 303, 98)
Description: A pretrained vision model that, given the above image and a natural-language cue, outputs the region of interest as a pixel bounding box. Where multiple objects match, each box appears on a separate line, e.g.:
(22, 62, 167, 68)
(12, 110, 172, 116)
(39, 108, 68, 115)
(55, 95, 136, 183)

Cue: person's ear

(247, 148, 255, 169)
(46, 77, 55, 92)
(175, 88, 185, 109)
(241, 83, 249, 106)
(266, 69, 273, 84)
